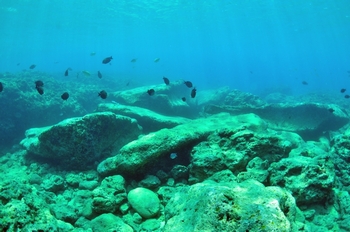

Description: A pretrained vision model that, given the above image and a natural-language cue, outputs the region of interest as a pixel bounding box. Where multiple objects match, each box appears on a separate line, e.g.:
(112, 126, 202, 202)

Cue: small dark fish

(163, 77, 170, 85)
(126, 82, 130, 86)
(147, 89, 155, 96)
(35, 80, 44, 87)
(61, 92, 69, 100)
(131, 58, 137, 63)
(341, 88, 346, 93)
(0, 82, 3, 92)
(98, 71, 102, 79)
(102, 56, 113, 64)
(17, 63, 20, 66)
(191, 87, 197, 98)
(345, 95, 350, 99)
(29, 64, 36, 69)
(154, 58, 160, 63)
(184, 81, 193, 88)
(302, 81, 308, 85)
(328, 108, 335, 113)
(64, 69, 69, 76)
(36, 86, 44, 95)
(98, 90, 107, 99)
(181, 97, 186, 102)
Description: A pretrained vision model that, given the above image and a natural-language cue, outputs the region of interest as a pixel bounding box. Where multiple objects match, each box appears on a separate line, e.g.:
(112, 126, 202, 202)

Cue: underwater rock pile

(2, 84, 350, 231)
(20, 112, 141, 170)
(97, 113, 266, 176)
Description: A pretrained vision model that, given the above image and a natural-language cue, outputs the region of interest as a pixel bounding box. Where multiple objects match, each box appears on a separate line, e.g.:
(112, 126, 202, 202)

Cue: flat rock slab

(96, 103, 191, 133)
(111, 81, 199, 117)
(205, 102, 349, 140)
(21, 112, 142, 170)
(97, 113, 268, 176)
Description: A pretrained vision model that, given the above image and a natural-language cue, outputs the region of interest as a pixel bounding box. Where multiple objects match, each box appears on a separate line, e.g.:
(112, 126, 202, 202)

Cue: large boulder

(20, 112, 142, 170)
(127, 187, 161, 219)
(97, 113, 269, 177)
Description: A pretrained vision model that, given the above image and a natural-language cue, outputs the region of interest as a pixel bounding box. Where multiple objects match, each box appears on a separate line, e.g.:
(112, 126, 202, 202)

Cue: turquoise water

(2, 1, 350, 230)
(1, 0, 350, 94)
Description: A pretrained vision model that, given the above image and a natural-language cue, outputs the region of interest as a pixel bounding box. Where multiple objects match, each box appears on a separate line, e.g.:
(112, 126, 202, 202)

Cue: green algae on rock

(97, 113, 268, 177)
(20, 112, 142, 170)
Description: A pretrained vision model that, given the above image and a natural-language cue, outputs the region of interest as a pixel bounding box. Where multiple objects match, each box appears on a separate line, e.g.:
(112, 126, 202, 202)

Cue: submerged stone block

(20, 112, 141, 170)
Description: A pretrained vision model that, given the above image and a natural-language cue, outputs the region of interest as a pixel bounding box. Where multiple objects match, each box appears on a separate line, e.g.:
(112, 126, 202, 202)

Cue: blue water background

(1, 0, 350, 95)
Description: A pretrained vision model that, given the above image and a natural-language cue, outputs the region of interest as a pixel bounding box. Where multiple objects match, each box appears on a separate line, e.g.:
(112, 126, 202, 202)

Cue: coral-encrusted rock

(92, 175, 126, 214)
(97, 113, 268, 177)
(162, 180, 304, 232)
(20, 112, 141, 170)
(189, 128, 302, 182)
(268, 148, 335, 205)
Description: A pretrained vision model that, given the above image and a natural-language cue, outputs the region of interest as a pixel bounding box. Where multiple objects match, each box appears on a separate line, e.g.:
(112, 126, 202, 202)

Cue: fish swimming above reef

(61, 92, 69, 100)
(341, 88, 346, 93)
(98, 90, 107, 99)
(35, 80, 44, 88)
(102, 56, 113, 64)
(184, 81, 193, 88)
(345, 95, 350, 99)
(131, 58, 137, 63)
(191, 87, 197, 98)
(0, 82, 3, 92)
(90, 52, 96, 56)
(163, 77, 170, 85)
(328, 108, 335, 113)
(98, 71, 102, 79)
(29, 64, 36, 69)
(36, 86, 44, 95)
(64, 69, 69, 76)
(154, 58, 160, 63)
(82, 70, 91, 77)
(147, 89, 155, 96)
(181, 97, 186, 102)
(302, 81, 308, 85)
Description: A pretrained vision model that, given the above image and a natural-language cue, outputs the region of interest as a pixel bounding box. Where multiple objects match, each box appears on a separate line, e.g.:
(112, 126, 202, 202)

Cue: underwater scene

(1, 0, 350, 231)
